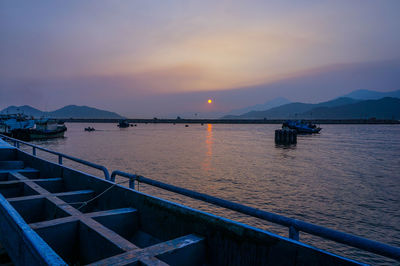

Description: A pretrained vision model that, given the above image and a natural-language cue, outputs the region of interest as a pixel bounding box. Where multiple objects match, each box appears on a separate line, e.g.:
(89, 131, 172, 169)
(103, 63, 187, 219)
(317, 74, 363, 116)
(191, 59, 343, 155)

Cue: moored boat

(12, 119, 67, 140)
(283, 120, 322, 134)
(0, 114, 35, 136)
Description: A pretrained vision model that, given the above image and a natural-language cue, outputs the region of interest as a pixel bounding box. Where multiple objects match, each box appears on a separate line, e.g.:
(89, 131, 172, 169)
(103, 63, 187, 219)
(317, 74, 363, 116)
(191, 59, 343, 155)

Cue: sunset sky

(1, 1, 400, 117)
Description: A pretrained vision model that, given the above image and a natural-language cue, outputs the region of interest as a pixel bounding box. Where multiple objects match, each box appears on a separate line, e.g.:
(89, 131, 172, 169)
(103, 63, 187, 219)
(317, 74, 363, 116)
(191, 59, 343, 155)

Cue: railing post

(129, 176, 135, 189)
(58, 155, 63, 165)
(102, 168, 110, 181)
(32, 147, 36, 156)
(289, 226, 300, 241)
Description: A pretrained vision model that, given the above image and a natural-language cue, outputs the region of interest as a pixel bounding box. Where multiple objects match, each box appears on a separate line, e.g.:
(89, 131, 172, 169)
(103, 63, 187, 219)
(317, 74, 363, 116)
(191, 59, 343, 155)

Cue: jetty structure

(0, 135, 399, 265)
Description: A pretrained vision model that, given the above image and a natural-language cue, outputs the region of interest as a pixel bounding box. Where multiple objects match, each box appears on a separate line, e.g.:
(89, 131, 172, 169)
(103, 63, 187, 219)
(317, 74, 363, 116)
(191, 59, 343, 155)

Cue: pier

(0, 135, 399, 265)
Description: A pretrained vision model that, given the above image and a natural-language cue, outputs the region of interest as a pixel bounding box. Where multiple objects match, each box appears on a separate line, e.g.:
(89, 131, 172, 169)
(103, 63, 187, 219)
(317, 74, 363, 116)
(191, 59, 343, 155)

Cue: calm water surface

(26, 123, 400, 265)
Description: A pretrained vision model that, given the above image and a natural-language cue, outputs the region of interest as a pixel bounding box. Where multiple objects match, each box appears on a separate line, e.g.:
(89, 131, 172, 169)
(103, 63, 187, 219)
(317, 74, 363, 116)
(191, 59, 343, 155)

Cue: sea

(21, 123, 400, 265)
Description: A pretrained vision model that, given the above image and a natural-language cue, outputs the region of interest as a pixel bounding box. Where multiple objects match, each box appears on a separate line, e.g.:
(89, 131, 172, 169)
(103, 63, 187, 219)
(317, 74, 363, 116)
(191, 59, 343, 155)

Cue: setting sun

(208, 99, 212, 104)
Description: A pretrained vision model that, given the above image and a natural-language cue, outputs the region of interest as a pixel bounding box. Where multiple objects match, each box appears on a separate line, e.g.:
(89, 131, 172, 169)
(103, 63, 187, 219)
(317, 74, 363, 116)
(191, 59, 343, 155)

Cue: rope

(59, 179, 130, 210)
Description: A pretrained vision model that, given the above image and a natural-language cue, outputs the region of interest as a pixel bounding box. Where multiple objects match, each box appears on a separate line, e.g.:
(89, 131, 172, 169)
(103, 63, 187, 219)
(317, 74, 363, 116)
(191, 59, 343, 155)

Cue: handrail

(111, 170, 400, 261)
(0, 134, 110, 180)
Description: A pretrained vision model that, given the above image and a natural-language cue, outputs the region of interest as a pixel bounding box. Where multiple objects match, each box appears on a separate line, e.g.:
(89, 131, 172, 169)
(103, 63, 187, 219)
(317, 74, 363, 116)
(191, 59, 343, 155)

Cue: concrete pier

(1, 135, 400, 265)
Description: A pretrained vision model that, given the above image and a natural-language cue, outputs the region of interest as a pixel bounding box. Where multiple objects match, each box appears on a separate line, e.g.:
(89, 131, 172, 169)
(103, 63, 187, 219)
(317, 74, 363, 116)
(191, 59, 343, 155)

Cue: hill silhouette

(223, 97, 400, 120)
(1, 105, 124, 119)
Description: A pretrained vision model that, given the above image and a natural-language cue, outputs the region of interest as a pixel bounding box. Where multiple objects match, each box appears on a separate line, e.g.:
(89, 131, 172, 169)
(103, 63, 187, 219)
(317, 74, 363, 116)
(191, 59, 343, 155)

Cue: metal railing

(111, 170, 400, 261)
(0, 134, 110, 180)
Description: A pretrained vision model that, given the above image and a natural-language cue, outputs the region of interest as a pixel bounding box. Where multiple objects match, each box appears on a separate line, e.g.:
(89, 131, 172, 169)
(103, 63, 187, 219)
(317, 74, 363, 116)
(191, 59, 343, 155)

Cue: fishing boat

(283, 120, 322, 134)
(0, 114, 35, 136)
(12, 119, 67, 141)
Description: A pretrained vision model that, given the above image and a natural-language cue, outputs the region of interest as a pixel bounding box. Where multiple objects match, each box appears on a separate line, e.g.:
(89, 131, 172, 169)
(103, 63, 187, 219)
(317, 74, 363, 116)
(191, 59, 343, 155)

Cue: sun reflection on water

(202, 124, 213, 171)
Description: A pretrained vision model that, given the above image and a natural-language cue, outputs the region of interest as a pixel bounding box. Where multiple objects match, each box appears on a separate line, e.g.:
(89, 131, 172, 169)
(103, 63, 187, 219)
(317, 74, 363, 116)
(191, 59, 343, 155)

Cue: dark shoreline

(61, 118, 400, 124)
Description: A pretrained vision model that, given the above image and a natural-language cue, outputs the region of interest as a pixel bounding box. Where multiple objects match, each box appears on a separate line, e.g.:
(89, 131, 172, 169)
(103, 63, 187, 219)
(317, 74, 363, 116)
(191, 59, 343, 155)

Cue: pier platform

(0, 136, 399, 265)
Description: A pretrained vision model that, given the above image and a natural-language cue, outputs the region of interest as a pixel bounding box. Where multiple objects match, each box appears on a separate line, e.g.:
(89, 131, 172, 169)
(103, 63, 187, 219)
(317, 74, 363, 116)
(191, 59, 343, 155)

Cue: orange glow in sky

(208, 99, 212, 104)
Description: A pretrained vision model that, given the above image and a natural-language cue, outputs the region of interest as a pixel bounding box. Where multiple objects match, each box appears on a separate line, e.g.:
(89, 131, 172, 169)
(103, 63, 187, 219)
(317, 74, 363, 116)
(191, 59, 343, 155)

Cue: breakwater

(61, 118, 400, 124)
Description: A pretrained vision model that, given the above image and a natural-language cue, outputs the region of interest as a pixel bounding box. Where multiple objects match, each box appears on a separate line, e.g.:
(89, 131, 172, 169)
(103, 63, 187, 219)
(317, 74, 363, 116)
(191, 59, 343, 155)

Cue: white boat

(0, 114, 35, 134)
(12, 119, 67, 140)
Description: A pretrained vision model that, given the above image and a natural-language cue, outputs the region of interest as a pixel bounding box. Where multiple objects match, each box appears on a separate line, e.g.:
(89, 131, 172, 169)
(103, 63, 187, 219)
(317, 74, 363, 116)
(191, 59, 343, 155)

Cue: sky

(1, 1, 400, 117)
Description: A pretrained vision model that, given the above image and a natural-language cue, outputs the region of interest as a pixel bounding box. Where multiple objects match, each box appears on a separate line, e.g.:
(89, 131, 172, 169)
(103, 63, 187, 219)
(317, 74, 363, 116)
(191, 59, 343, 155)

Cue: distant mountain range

(342, 89, 400, 100)
(223, 97, 359, 119)
(301, 97, 400, 119)
(0, 105, 124, 119)
(2, 89, 399, 120)
(225, 97, 291, 116)
(222, 89, 400, 119)
(223, 96, 400, 120)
